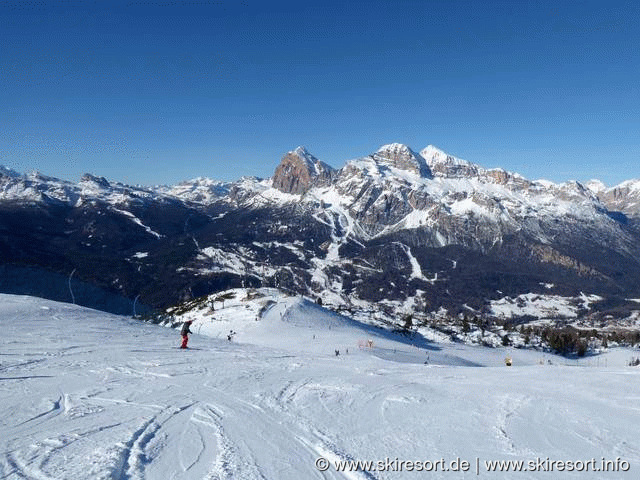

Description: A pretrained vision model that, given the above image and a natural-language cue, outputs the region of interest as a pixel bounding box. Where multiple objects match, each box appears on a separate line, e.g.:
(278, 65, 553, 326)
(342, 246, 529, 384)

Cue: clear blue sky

(1, 0, 638, 186)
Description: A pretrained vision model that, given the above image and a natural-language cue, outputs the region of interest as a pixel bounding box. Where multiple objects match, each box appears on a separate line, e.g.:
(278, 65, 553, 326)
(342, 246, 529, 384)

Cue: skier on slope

(180, 320, 193, 349)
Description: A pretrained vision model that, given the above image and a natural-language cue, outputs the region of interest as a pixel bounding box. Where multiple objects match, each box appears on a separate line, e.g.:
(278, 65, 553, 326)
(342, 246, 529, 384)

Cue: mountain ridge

(2, 143, 638, 203)
(1, 144, 640, 324)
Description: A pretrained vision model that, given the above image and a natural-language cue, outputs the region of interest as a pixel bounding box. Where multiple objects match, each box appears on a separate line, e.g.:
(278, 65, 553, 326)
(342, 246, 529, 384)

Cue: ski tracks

(193, 384, 374, 480)
(191, 403, 267, 480)
(3, 422, 122, 480)
(494, 394, 533, 456)
(114, 402, 196, 480)
(110, 394, 309, 480)
(263, 378, 382, 479)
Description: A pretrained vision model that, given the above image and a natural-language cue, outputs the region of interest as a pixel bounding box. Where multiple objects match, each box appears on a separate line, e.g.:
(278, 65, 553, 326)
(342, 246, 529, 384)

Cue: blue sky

(1, 0, 638, 186)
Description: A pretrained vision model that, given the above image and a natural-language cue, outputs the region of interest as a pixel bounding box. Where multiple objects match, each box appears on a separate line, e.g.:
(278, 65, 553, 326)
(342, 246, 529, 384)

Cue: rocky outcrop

(530, 245, 603, 277)
(596, 180, 640, 217)
(373, 143, 431, 177)
(80, 174, 111, 189)
(272, 146, 335, 194)
(420, 145, 480, 178)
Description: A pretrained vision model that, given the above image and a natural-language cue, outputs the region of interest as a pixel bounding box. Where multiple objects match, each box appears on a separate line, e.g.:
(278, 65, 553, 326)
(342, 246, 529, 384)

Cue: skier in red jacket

(180, 320, 193, 349)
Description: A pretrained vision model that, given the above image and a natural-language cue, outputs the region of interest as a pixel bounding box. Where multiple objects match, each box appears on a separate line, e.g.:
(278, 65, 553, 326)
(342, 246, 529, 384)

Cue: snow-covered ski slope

(1, 294, 639, 479)
(171, 289, 575, 367)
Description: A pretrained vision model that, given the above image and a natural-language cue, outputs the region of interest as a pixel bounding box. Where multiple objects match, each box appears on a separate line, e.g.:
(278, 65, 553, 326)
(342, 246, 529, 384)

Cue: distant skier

(180, 320, 193, 349)
(227, 330, 236, 342)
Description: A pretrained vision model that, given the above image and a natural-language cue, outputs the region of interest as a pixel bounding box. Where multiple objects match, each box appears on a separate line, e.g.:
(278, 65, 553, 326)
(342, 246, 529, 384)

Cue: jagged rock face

(419, 145, 535, 190)
(596, 180, 640, 217)
(80, 174, 111, 188)
(327, 145, 529, 242)
(484, 169, 515, 185)
(272, 153, 313, 194)
(359, 187, 414, 230)
(420, 145, 480, 178)
(272, 147, 334, 194)
(373, 143, 431, 177)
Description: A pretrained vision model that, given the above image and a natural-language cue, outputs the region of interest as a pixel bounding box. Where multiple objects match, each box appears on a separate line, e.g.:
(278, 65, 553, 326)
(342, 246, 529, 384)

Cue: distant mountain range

(2, 144, 640, 321)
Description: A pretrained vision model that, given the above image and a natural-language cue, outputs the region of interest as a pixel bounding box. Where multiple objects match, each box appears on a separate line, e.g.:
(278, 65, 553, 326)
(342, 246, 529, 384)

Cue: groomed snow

(1, 294, 639, 479)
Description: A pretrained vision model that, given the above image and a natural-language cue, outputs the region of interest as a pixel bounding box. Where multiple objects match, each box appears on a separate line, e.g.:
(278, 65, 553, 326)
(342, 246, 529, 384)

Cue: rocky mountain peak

(585, 179, 607, 195)
(80, 173, 111, 189)
(0, 165, 22, 179)
(272, 146, 335, 194)
(292, 146, 317, 167)
(597, 178, 640, 217)
(420, 145, 480, 178)
(372, 143, 431, 177)
(27, 171, 58, 183)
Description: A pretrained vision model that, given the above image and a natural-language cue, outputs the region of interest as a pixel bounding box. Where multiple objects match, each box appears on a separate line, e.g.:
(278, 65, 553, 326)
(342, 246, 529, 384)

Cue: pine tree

(462, 318, 470, 334)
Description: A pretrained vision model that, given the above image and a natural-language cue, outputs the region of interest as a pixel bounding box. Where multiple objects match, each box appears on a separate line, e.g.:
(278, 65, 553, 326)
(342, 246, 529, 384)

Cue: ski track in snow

(1, 294, 640, 479)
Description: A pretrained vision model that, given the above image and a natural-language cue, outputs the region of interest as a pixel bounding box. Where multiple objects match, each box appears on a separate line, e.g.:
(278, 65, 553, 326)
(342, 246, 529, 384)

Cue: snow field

(1, 294, 639, 479)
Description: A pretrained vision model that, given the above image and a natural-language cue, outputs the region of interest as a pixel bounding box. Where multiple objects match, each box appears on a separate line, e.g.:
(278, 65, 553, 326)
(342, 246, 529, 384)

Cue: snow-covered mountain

(592, 179, 640, 217)
(2, 144, 640, 324)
